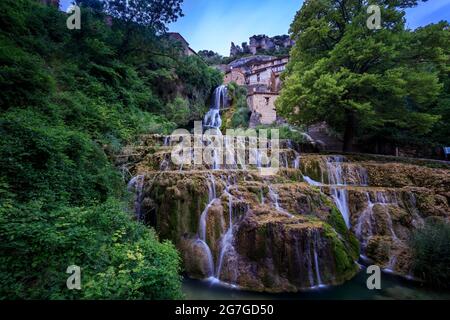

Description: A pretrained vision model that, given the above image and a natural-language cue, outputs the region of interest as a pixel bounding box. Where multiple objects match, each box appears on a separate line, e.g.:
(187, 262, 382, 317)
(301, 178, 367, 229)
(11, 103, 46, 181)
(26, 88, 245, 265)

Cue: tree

(276, 0, 446, 152)
(198, 50, 224, 66)
(105, 0, 183, 32)
(101, 0, 184, 57)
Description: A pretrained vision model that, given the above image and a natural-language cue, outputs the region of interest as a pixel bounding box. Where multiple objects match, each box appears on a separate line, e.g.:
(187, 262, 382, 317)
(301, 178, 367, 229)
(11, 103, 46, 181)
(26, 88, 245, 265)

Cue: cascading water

(268, 184, 294, 218)
(303, 176, 322, 186)
(197, 174, 218, 278)
(326, 156, 351, 228)
(354, 192, 375, 250)
(293, 153, 301, 169)
(216, 176, 238, 283)
(127, 175, 145, 221)
(204, 85, 227, 170)
(312, 229, 323, 288)
(268, 185, 281, 211)
(353, 190, 403, 272)
(204, 85, 227, 129)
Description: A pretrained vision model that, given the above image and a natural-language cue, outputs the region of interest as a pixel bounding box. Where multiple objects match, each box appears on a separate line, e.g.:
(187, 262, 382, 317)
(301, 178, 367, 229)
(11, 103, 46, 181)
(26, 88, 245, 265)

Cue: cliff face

(230, 34, 294, 57)
(121, 135, 450, 292)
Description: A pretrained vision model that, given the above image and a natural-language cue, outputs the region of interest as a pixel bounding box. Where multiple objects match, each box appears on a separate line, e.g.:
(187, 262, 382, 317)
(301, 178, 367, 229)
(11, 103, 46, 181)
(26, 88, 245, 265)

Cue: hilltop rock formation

(230, 34, 295, 57)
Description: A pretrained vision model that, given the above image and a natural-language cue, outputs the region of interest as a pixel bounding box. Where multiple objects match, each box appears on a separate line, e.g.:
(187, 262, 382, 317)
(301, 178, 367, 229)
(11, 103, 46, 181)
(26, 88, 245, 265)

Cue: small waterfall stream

(312, 230, 323, 287)
(197, 174, 218, 278)
(204, 85, 227, 129)
(216, 176, 237, 282)
(326, 156, 351, 228)
(127, 175, 145, 221)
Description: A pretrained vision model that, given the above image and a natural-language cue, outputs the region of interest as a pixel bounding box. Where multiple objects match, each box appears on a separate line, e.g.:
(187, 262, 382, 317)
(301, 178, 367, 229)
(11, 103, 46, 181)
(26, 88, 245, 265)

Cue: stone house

(166, 32, 198, 57)
(224, 55, 289, 126)
(246, 92, 278, 125)
(224, 68, 246, 86)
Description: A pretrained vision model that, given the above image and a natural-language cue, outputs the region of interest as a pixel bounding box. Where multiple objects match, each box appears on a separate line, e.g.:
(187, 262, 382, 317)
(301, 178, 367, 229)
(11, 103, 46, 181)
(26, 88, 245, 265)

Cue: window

(257, 74, 260, 82)
(265, 97, 270, 105)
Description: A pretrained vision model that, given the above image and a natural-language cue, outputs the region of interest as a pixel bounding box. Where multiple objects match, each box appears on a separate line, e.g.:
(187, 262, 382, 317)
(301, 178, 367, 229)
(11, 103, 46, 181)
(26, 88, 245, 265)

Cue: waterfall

(293, 154, 301, 169)
(268, 185, 281, 211)
(326, 156, 351, 228)
(163, 136, 170, 146)
(197, 174, 218, 278)
(268, 184, 294, 218)
(216, 228, 233, 280)
(312, 230, 323, 287)
(354, 192, 374, 250)
(203, 85, 228, 170)
(216, 176, 238, 283)
(127, 175, 145, 221)
(196, 239, 215, 277)
(204, 85, 227, 129)
(304, 176, 322, 186)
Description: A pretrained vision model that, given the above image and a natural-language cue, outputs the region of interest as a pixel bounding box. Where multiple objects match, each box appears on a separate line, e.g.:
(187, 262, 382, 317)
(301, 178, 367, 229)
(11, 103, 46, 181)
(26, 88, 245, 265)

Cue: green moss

(323, 222, 359, 280)
(327, 206, 348, 238)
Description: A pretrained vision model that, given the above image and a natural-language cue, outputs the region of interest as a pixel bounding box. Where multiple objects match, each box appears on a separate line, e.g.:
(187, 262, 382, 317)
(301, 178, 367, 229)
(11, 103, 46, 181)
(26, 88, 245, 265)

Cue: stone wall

(224, 69, 246, 86)
(247, 93, 278, 125)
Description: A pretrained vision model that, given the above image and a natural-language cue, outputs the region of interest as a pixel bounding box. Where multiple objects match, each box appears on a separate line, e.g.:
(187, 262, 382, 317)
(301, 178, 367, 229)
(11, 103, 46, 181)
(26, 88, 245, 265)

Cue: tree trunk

(343, 111, 355, 152)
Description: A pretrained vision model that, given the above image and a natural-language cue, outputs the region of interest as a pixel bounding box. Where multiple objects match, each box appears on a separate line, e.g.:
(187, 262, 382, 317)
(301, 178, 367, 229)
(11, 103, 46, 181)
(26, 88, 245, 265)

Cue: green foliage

(226, 82, 251, 128)
(411, 219, 450, 289)
(0, 0, 222, 299)
(105, 0, 183, 32)
(0, 199, 182, 299)
(198, 50, 224, 66)
(277, 0, 449, 151)
(255, 124, 307, 145)
(167, 96, 191, 126)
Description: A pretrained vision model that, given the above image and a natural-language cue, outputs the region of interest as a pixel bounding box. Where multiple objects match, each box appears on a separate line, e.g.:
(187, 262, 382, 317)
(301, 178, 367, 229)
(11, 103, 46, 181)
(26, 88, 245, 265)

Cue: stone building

(224, 68, 246, 86)
(223, 55, 289, 126)
(166, 32, 198, 56)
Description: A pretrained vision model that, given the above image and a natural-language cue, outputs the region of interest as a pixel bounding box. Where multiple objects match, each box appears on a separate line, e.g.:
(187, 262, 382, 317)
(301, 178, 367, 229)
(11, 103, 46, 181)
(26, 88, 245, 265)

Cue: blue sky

(60, 0, 450, 56)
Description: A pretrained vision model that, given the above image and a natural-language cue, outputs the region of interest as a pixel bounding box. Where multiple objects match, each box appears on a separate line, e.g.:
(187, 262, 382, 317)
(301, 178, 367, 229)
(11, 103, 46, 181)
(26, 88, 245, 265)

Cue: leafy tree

(104, 0, 183, 31)
(198, 50, 224, 65)
(277, 0, 447, 152)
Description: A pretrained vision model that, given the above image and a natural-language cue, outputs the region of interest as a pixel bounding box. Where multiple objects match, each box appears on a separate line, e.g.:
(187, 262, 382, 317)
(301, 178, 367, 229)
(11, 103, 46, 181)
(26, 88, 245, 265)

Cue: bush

(0, 0, 222, 299)
(0, 199, 183, 299)
(167, 97, 191, 127)
(226, 82, 251, 128)
(255, 124, 307, 144)
(411, 219, 450, 289)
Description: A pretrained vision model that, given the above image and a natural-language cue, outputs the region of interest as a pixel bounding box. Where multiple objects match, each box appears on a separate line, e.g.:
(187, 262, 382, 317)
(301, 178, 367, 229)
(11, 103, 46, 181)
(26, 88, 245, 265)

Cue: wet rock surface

(121, 134, 450, 291)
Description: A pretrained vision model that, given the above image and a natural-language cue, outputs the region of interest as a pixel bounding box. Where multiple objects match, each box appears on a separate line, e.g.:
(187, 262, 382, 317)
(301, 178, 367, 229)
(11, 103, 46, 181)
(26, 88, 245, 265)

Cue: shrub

(0, 199, 183, 299)
(411, 219, 450, 289)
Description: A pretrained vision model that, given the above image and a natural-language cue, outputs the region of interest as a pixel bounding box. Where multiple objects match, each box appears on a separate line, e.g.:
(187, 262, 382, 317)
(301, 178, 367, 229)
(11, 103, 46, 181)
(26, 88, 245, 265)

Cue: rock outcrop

(300, 154, 450, 277)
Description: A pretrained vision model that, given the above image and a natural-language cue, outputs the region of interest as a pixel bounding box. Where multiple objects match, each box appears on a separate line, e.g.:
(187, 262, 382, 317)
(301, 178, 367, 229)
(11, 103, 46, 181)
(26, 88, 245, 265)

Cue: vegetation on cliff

(222, 82, 251, 129)
(0, 0, 221, 299)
